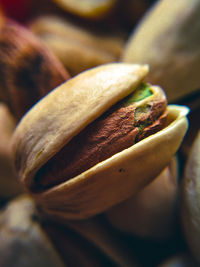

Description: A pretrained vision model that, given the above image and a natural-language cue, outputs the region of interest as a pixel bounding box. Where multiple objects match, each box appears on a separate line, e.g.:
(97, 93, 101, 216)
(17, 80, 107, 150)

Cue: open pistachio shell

(11, 63, 189, 220)
(122, 0, 200, 102)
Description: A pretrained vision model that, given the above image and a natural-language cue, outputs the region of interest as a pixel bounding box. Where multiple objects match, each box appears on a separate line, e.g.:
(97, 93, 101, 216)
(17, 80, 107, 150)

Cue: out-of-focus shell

(0, 195, 65, 267)
(30, 16, 124, 76)
(0, 103, 22, 198)
(0, 18, 69, 120)
(181, 132, 200, 263)
(11, 63, 189, 220)
(122, 0, 200, 102)
(105, 157, 179, 240)
(53, 0, 118, 19)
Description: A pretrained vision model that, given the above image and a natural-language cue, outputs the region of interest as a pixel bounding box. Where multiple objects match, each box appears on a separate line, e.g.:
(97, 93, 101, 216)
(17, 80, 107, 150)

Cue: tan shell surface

(30, 16, 124, 76)
(53, 0, 117, 19)
(105, 157, 178, 240)
(34, 105, 188, 219)
(12, 63, 148, 188)
(122, 0, 200, 102)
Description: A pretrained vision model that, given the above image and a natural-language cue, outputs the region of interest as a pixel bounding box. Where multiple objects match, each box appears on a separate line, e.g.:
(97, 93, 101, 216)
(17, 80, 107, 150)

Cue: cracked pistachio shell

(11, 63, 189, 220)
(181, 132, 200, 263)
(122, 0, 200, 102)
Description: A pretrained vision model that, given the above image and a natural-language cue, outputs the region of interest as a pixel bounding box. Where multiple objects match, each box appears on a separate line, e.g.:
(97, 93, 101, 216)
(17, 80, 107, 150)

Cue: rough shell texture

(12, 63, 189, 219)
(122, 0, 200, 102)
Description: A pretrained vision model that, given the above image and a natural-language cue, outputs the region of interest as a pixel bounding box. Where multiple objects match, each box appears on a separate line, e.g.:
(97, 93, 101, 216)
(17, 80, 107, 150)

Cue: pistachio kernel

(33, 83, 167, 191)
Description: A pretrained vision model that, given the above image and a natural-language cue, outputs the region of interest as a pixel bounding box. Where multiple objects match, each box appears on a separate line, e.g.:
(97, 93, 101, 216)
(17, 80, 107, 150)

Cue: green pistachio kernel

(125, 83, 152, 105)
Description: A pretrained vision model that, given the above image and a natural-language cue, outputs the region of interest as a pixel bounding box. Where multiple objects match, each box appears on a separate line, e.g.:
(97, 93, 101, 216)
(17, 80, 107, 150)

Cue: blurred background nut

(106, 157, 179, 240)
(52, 0, 118, 20)
(0, 17, 70, 120)
(0, 195, 65, 267)
(0, 194, 140, 266)
(29, 15, 125, 76)
(181, 132, 200, 263)
(11, 63, 189, 221)
(42, 214, 139, 266)
(122, 0, 200, 103)
(0, 103, 23, 200)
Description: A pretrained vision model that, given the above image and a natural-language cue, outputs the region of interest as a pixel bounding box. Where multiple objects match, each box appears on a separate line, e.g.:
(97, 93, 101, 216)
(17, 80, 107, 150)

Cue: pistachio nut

(0, 195, 65, 267)
(106, 157, 179, 240)
(0, 103, 23, 198)
(30, 16, 124, 76)
(53, 0, 118, 19)
(122, 0, 200, 102)
(11, 63, 189, 220)
(0, 18, 69, 120)
(181, 132, 200, 263)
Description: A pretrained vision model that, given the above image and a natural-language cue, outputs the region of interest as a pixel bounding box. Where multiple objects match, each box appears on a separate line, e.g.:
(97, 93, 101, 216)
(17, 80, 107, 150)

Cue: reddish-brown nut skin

(0, 18, 70, 120)
(34, 86, 167, 191)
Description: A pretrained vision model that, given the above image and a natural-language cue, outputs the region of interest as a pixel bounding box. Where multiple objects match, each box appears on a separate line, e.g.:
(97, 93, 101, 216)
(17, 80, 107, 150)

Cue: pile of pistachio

(0, 0, 199, 266)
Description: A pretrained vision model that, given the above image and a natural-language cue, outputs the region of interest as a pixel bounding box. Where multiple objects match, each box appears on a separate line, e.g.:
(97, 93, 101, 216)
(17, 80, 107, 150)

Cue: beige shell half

(11, 63, 189, 220)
